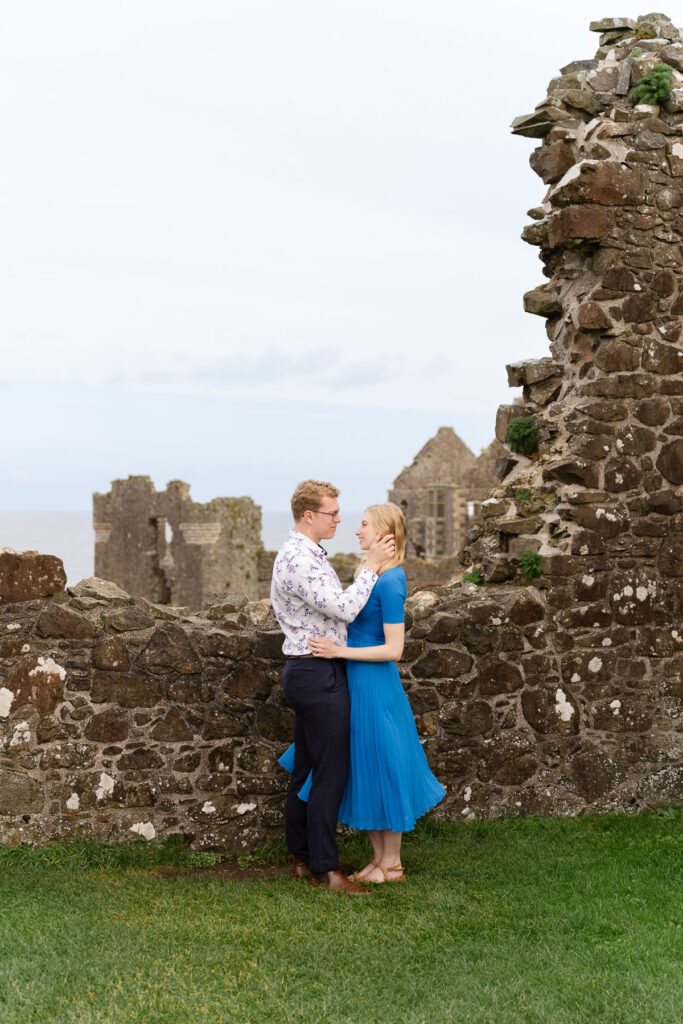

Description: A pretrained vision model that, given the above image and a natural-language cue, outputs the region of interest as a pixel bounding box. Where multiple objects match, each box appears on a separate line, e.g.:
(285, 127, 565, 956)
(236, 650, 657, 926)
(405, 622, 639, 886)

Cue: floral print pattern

(270, 530, 378, 656)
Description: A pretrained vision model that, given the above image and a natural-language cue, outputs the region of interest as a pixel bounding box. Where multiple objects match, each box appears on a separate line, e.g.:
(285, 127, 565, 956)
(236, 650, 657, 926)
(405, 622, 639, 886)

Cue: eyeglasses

(310, 509, 340, 520)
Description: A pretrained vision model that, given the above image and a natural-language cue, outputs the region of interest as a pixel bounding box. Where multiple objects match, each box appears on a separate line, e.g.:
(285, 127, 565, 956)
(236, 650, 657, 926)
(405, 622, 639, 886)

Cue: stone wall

(0, 553, 680, 855)
(94, 476, 262, 606)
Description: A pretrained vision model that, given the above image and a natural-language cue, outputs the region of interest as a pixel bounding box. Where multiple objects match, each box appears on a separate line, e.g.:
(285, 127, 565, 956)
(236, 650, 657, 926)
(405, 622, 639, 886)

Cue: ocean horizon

(0, 509, 365, 589)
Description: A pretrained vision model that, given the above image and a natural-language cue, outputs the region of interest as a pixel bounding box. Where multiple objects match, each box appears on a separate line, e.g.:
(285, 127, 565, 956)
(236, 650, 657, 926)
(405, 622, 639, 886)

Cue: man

(271, 479, 394, 895)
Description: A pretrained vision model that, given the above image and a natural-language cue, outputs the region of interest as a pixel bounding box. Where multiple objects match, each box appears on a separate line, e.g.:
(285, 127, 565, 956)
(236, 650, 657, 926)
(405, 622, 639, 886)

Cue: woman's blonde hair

(355, 502, 407, 576)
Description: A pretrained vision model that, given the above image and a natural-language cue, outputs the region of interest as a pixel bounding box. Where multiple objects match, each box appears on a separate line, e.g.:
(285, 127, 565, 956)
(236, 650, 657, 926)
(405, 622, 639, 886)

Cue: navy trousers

(281, 657, 350, 874)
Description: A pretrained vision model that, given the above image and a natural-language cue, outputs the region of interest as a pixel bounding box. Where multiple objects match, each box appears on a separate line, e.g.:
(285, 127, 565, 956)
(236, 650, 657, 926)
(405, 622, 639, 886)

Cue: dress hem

(338, 787, 446, 833)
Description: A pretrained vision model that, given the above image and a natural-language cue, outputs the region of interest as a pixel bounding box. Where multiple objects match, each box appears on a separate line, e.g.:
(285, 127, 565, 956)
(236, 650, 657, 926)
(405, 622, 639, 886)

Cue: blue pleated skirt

(279, 657, 445, 833)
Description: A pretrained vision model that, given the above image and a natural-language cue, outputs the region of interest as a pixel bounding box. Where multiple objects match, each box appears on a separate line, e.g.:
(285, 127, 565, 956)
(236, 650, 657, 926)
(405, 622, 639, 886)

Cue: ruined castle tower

(389, 427, 504, 558)
(469, 13, 683, 585)
(93, 477, 262, 606)
(438, 13, 683, 815)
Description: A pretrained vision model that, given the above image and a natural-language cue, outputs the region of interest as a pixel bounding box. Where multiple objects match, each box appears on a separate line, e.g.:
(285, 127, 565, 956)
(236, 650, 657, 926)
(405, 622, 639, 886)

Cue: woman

(280, 503, 445, 884)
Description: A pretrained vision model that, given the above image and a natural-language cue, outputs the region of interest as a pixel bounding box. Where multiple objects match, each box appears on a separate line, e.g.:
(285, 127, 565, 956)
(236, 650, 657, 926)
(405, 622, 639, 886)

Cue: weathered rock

(93, 638, 130, 672)
(440, 700, 493, 737)
(569, 748, 620, 800)
(604, 458, 640, 492)
(556, 89, 601, 116)
(522, 687, 579, 734)
(623, 292, 656, 323)
(528, 376, 563, 406)
(3, 654, 67, 716)
(84, 708, 129, 743)
(173, 752, 201, 772)
(36, 604, 95, 639)
(412, 648, 473, 679)
(478, 656, 524, 695)
(226, 663, 273, 700)
(547, 205, 615, 247)
(202, 708, 250, 740)
(543, 458, 599, 487)
(103, 607, 155, 633)
(589, 18, 635, 31)
(494, 456, 519, 480)
(635, 398, 670, 426)
(506, 358, 563, 387)
(91, 673, 161, 708)
(118, 747, 164, 771)
(139, 625, 201, 675)
(405, 591, 441, 621)
(167, 678, 215, 703)
(591, 698, 652, 732)
(511, 106, 574, 138)
(150, 708, 194, 742)
(656, 439, 683, 484)
(552, 162, 644, 207)
(0, 552, 66, 605)
(529, 141, 575, 184)
(522, 284, 562, 316)
(657, 535, 683, 577)
(577, 300, 611, 329)
(637, 766, 683, 807)
(508, 592, 545, 625)
(427, 615, 461, 643)
(256, 703, 294, 742)
(69, 577, 130, 602)
(0, 769, 44, 815)
(201, 632, 252, 659)
(642, 340, 683, 375)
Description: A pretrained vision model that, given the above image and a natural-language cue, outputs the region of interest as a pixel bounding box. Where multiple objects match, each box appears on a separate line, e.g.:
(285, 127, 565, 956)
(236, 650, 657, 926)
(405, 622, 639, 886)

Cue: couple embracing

(271, 479, 445, 896)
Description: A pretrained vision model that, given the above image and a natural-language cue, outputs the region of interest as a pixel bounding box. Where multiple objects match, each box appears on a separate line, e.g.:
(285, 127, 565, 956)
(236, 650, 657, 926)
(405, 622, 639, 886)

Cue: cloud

(108, 346, 336, 387)
(107, 344, 407, 393)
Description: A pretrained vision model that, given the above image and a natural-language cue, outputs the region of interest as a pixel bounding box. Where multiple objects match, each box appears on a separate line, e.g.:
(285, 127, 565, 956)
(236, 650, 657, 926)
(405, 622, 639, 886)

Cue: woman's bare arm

(308, 622, 405, 662)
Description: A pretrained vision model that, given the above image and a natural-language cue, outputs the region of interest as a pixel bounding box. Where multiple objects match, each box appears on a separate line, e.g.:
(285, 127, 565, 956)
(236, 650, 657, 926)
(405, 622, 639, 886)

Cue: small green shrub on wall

(506, 416, 538, 456)
(631, 63, 674, 105)
(518, 551, 543, 581)
(462, 568, 484, 585)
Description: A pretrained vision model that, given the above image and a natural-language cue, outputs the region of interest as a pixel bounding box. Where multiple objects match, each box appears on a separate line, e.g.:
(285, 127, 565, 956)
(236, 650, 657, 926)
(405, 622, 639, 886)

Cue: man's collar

(289, 528, 327, 557)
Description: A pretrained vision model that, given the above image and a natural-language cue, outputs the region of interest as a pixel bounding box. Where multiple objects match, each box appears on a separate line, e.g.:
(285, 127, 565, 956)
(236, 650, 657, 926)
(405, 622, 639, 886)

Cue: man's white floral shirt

(270, 530, 377, 656)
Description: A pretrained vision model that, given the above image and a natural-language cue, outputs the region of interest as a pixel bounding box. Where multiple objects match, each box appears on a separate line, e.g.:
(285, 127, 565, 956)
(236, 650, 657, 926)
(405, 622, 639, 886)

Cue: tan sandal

(381, 863, 406, 883)
(368, 861, 406, 883)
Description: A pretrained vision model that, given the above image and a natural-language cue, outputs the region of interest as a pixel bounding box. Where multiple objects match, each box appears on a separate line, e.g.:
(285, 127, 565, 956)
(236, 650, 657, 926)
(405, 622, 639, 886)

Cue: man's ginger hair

(291, 480, 340, 521)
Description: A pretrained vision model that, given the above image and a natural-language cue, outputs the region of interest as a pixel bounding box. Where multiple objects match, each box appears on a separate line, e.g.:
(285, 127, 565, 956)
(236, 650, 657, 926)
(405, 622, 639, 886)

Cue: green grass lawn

(1, 811, 681, 1024)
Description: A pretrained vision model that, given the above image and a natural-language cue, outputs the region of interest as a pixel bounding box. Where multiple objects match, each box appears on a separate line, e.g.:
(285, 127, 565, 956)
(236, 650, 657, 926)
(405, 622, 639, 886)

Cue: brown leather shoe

(308, 870, 373, 895)
(292, 856, 311, 879)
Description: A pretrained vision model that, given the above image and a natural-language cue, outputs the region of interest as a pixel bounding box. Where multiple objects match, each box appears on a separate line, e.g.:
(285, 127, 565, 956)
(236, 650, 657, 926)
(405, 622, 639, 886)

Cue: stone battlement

(93, 476, 262, 607)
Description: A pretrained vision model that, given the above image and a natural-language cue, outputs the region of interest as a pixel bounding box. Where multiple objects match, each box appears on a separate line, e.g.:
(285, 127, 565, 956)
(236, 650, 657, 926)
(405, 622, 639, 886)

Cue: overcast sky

(0, 2, 643, 511)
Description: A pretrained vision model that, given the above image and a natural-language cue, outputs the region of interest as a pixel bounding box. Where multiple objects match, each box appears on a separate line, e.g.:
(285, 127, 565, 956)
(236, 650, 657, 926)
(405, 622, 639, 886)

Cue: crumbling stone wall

(0, 554, 679, 856)
(94, 476, 262, 606)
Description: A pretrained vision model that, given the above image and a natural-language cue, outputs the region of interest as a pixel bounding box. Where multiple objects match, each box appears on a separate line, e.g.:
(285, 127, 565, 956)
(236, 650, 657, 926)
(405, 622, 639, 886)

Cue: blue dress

(279, 567, 446, 832)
